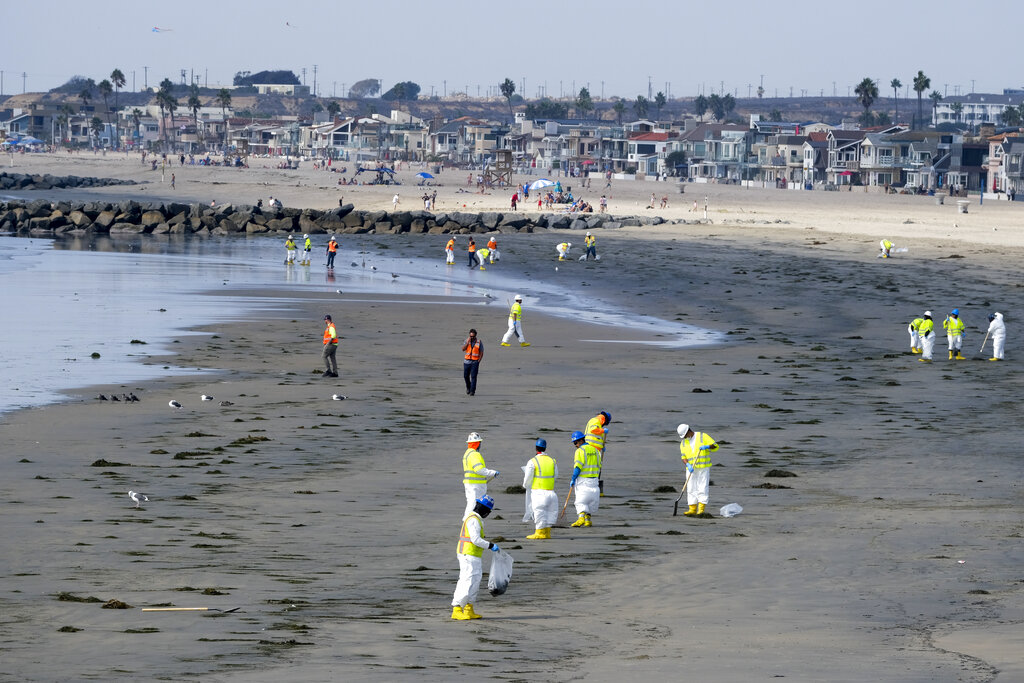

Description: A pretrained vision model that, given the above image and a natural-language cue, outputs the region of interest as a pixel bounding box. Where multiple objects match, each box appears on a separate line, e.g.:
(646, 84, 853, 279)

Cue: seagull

(98, 394, 108, 401)
(391, 273, 399, 279)
(169, 400, 183, 409)
(336, 289, 343, 294)
(121, 394, 133, 402)
(201, 395, 215, 401)
(129, 393, 140, 402)
(128, 490, 149, 508)
(219, 400, 234, 407)
(371, 265, 377, 271)
(111, 395, 120, 402)
(332, 394, 347, 400)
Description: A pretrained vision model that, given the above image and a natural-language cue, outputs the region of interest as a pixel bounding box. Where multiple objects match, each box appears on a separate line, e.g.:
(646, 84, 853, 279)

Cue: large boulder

(140, 210, 166, 227)
(246, 222, 270, 234)
(267, 216, 296, 232)
(109, 222, 145, 234)
(480, 212, 502, 229)
(218, 218, 243, 233)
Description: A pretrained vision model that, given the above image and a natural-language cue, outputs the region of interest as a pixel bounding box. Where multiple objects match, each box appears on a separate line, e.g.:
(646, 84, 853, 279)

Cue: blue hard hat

(951, 309, 959, 315)
(570, 430, 585, 442)
(535, 438, 547, 450)
(476, 495, 495, 510)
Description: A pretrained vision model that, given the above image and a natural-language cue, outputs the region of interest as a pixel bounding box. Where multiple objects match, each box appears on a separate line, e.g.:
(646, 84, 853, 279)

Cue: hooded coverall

(445, 238, 456, 264)
(452, 512, 490, 608)
(944, 314, 965, 357)
(988, 313, 1006, 360)
(463, 447, 497, 517)
(572, 444, 602, 517)
(681, 431, 719, 507)
(522, 453, 558, 531)
(285, 238, 296, 264)
(501, 302, 527, 345)
(908, 317, 924, 353)
(919, 317, 935, 360)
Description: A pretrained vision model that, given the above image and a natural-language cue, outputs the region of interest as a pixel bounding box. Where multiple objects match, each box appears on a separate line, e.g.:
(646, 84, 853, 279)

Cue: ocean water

(0, 234, 721, 416)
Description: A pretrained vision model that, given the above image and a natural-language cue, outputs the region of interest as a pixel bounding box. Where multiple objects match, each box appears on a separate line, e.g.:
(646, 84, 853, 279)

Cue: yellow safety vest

(919, 319, 934, 335)
(457, 513, 484, 557)
(909, 317, 924, 332)
(584, 415, 606, 451)
(462, 448, 488, 484)
(530, 454, 556, 490)
(285, 240, 295, 250)
(574, 444, 601, 478)
(943, 316, 964, 335)
(509, 302, 522, 322)
(585, 235, 595, 247)
(304, 238, 312, 250)
(681, 432, 718, 469)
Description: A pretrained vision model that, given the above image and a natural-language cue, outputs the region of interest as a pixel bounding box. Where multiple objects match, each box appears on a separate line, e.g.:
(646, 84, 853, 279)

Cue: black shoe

(470, 391, 475, 396)
(322, 371, 332, 377)
(330, 371, 339, 377)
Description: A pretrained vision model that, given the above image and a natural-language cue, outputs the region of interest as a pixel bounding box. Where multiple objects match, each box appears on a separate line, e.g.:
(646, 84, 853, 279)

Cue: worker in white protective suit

(943, 308, 966, 360)
(987, 312, 1006, 361)
(500, 294, 529, 347)
(678, 423, 719, 517)
(918, 311, 935, 362)
(556, 241, 572, 261)
(569, 430, 601, 527)
(522, 439, 558, 539)
(462, 432, 498, 517)
(907, 314, 925, 354)
(451, 495, 501, 620)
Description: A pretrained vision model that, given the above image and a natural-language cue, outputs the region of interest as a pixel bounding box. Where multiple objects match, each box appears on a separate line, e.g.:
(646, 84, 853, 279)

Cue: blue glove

(570, 476, 578, 488)
(686, 463, 694, 473)
(493, 471, 499, 478)
(699, 445, 711, 451)
(489, 543, 500, 552)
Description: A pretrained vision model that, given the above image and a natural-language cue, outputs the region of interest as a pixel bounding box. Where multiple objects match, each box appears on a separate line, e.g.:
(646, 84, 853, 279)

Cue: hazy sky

(4, 0, 1022, 100)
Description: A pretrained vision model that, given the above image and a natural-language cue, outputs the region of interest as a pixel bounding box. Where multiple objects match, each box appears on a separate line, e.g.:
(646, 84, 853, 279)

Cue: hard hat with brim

(571, 430, 585, 442)
(677, 423, 690, 438)
(467, 432, 482, 443)
(476, 495, 495, 510)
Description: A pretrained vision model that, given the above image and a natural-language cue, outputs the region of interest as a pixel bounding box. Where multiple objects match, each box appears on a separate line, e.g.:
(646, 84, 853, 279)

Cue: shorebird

(98, 394, 108, 401)
(370, 265, 377, 271)
(128, 393, 140, 402)
(111, 395, 120, 402)
(391, 273, 399, 279)
(168, 400, 183, 409)
(128, 490, 149, 508)
(201, 394, 215, 401)
(332, 394, 347, 401)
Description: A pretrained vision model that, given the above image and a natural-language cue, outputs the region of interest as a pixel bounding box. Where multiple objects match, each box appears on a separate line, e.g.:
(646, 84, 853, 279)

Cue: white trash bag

(488, 549, 515, 596)
(719, 503, 743, 518)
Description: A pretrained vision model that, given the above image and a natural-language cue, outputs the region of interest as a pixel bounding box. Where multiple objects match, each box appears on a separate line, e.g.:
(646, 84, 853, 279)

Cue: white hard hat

(586, 231, 591, 236)
(924, 310, 932, 317)
(514, 294, 523, 301)
(467, 432, 482, 443)
(677, 423, 690, 438)
(303, 234, 309, 239)
(288, 235, 293, 239)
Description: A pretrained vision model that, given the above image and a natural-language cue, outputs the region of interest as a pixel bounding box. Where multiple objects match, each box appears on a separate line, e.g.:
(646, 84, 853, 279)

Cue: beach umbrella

(529, 178, 556, 191)
(416, 171, 434, 179)
(18, 136, 44, 145)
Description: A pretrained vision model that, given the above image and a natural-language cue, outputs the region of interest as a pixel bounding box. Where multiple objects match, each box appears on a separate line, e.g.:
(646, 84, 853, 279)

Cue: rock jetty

(0, 171, 138, 192)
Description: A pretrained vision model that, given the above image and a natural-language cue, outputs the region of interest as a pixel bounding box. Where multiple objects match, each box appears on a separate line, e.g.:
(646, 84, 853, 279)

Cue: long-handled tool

(556, 485, 574, 525)
(672, 468, 696, 517)
(141, 607, 241, 613)
(598, 442, 607, 496)
(979, 329, 991, 355)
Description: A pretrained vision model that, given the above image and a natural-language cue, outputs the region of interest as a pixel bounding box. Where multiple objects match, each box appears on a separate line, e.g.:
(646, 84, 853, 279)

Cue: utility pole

(443, 80, 446, 97)
(333, 81, 336, 97)
(143, 66, 148, 91)
(748, 84, 752, 97)
(601, 80, 604, 99)
(648, 75, 652, 100)
(971, 79, 975, 94)
(301, 67, 306, 85)
(313, 64, 317, 97)
(180, 69, 186, 86)
(205, 69, 208, 88)
(1, 70, 3, 96)
(833, 81, 837, 96)
(944, 83, 948, 96)
(22, 71, 26, 94)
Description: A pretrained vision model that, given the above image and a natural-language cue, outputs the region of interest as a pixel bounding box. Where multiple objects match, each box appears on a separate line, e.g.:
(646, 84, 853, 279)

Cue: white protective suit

(908, 323, 920, 352)
(988, 312, 1006, 359)
(521, 455, 559, 530)
(464, 478, 494, 517)
(921, 325, 935, 360)
(556, 242, 571, 260)
(451, 514, 490, 607)
(573, 477, 600, 515)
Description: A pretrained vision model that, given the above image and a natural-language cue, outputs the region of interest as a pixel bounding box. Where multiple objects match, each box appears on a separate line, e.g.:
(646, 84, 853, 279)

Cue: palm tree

(855, 78, 878, 121)
(890, 78, 902, 122)
(130, 108, 142, 148)
(694, 94, 708, 121)
(188, 83, 202, 150)
(157, 78, 178, 151)
(98, 79, 113, 147)
(1003, 106, 1023, 127)
(500, 78, 516, 122)
(110, 69, 126, 148)
(575, 87, 594, 119)
(326, 100, 340, 119)
(634, 95, 649, 119)
(79, 78, 95, 107)
(217, 87, 232, 150)
(654, 91, 666, 120)
(950, 101, 964, 127)
(56, 105, 71, 147)
(929, 90, 942, 127)
(913, 70, 930, 129)
(613, 99, 625, 125)
(90, 116, 104, 147)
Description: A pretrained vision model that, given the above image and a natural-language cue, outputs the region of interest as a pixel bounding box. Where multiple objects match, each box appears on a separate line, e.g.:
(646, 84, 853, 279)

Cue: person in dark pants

(467, 238, 477, 268)
(326, 236, 338, 268)
(322, 315, 339, 377)
(461, 328, 483, 395)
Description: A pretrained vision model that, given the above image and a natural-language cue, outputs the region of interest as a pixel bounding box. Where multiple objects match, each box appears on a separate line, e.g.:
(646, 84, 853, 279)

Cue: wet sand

(1, 155, 1023, 681)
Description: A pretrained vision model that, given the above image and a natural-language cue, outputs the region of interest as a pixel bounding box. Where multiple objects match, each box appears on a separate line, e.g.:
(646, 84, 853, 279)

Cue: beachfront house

(983, 132, 1024, 196)
(932, 92, 1024, 128)
(677, 123, 751, 181)
(801, 133, 829, 186)
(755, 134, 808, 187)
(627, 131, 670, 176)
(826, 129, 867, 185)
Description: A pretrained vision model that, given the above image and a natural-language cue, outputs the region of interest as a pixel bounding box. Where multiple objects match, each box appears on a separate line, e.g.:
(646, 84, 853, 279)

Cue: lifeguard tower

(484, 149, 513, 188)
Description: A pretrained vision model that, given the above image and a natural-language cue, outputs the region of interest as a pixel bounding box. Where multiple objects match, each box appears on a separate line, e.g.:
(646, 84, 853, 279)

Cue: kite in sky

(152, 26, 173, 32)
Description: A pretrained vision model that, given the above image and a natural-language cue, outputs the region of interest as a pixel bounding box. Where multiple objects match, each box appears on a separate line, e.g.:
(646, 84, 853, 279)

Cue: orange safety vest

(446, 239, 455, 250)
(327, 241, 338, 253)
(323, 322, 338, 345)
(468, 242, 476, 253)
(464, 339, 482, 361)
(487, 239, 497, 250)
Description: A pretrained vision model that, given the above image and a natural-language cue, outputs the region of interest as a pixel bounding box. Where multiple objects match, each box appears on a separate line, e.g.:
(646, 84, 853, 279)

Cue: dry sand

(1, 152, 1022, 682)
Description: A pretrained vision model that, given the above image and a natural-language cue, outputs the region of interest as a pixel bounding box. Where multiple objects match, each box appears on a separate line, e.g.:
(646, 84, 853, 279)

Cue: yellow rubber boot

(583, 513, 592, 527)
(697, 503, 707, 515)
(520, 342, 530, 347)
(542, 527, 551, 539)
(463, 604, 482, 619)
(684, 504, 698, 516)
(956, 351, 966, 360)
(911, 348, 920, 354)
(451, 605, 469, 620)
(948, 350, 954, 360)
(989, 357, 1000, 361)
(500, 342, 510, 347)
(527, 529, 544, 540)
(571, 513, 587, 527)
